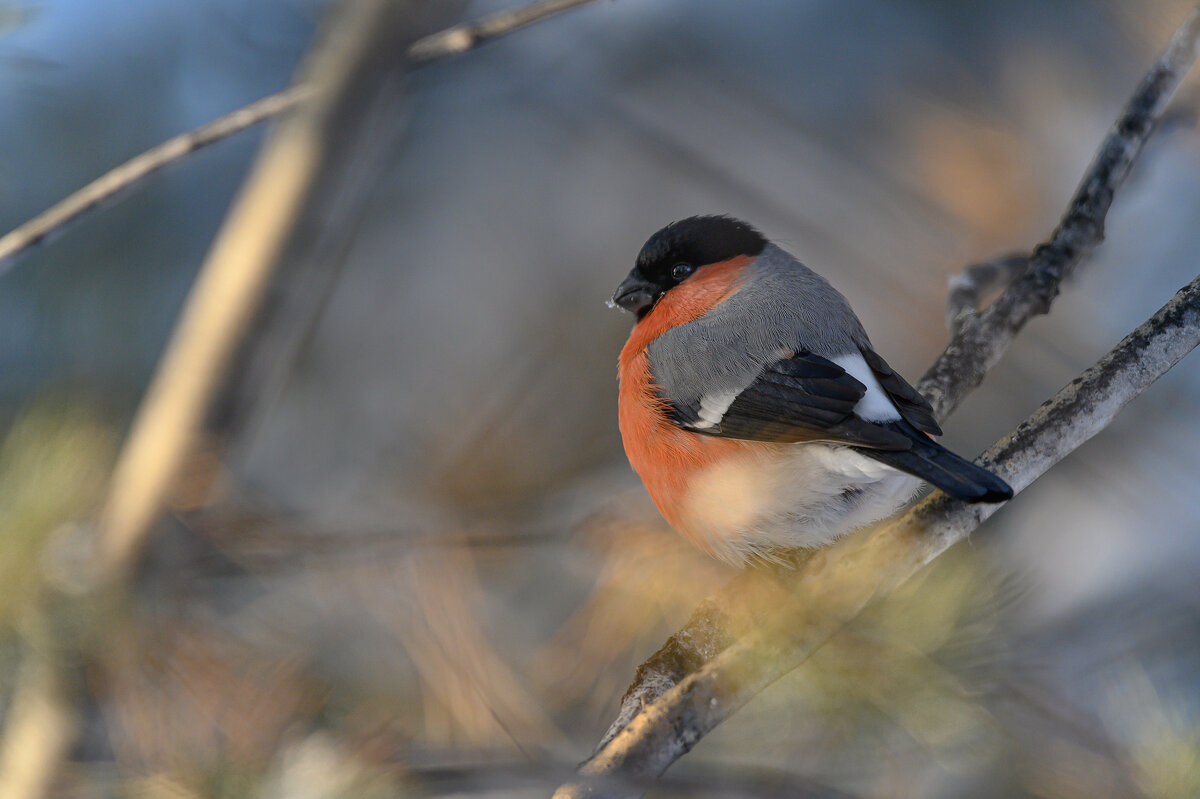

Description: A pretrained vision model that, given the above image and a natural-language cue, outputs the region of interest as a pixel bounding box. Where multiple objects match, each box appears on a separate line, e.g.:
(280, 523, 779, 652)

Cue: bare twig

(577, 1, 1200, 768)
(0, 0, 609, 275)
(557, 272, 1200, 798)
(944, 252, 1028, 335)
(406, 0, 602, 62)
(0, 89, 308, 274)
(0, 1, 434, 792)
(0, 0, 441, 793)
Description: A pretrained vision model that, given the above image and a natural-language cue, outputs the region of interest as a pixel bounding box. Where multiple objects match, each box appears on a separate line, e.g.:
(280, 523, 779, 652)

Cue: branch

(916, 2, 1200, 420)
(0, 0, 609, 275)
(557, 272, 1200, 797)
(574, 0, 1200, 769)
(407, 0, 602, 62)
(943, 252, 1028, 336)
(0, 89, 307, 274)
(91, 0, 439, 584)
(0, 2, 435, 796)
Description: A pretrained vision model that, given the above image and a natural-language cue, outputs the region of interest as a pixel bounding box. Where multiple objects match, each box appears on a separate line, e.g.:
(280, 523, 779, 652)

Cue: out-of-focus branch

(0, 3, 615, 793)
(0, 2, 435, 795)
(0, 89, 308, 274)
(0, 625, 75, 799)
(557, 273, 1200, 798)
(92, 0, 434, 584)
(407, 0, 602, 61)
(0, 0, 610, 275)
(572, 1, 1200, 771)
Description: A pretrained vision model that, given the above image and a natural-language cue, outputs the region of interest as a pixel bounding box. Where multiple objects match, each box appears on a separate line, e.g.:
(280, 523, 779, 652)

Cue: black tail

(854, 421, 1013, 503)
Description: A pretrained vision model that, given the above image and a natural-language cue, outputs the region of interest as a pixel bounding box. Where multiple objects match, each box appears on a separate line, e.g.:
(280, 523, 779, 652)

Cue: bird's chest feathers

(617, 350, 754, 528)
(616, 256, 755, 528)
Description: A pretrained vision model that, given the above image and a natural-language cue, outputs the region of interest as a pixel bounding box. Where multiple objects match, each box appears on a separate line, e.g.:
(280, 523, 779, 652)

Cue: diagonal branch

(558, 272, 1200, 797)
(77, 0, 609, 586)
(91, 0, 438, 584)
(0, 89, 308, 274)
(916, 2, 1200, 420)
(0, 5, 438, 798)
(576, 0, 1200, 770)
(406, 0, 602, 62)
(0, 0, 609, 275)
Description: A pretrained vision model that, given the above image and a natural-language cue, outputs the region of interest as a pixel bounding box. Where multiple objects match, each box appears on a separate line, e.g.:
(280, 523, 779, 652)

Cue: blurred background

(2, 0, 1200, 796)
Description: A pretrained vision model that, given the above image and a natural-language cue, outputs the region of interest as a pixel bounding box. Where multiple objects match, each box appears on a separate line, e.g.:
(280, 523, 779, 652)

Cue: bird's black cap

(635, 215, 767, 278)
(613, 215, 767, 318)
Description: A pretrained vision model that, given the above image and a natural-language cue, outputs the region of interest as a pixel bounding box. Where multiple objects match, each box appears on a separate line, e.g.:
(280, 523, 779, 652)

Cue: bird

(611, 215, 1012, 566)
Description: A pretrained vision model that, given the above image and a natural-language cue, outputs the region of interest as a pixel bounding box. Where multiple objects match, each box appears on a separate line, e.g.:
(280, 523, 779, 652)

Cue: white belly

(678, 444, 923, 566)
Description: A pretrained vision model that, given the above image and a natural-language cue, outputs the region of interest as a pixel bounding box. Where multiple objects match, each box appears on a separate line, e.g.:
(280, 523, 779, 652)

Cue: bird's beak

(610, 273, 659, 315)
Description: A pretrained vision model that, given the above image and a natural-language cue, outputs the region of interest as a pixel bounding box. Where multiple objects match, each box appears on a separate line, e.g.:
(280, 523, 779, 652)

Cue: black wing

(664, 350, 1012, 503)
(859, 347, 942, 436)
(667, 351, 913, 451)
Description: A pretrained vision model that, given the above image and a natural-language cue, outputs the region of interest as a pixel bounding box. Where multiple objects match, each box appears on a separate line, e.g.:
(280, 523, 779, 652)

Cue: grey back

(647, 244, 870, 408)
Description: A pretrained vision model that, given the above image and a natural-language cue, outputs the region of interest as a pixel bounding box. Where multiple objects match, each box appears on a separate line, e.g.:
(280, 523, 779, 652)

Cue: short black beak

(610, 274, 659, 315)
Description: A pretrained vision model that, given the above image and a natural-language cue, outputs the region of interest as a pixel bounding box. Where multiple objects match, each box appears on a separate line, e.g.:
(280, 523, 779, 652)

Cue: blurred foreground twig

(0, 628, 75, 799)
(0, 0, 431, 794)
(556, 4, 1200, 796)
(93, 0, 432, 584)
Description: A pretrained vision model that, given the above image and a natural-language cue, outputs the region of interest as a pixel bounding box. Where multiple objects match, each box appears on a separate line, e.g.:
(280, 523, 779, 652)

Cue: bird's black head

(611, 215, 767, 318)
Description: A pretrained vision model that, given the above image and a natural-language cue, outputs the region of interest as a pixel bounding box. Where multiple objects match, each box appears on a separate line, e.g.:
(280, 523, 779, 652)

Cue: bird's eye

(671, 262, 693, 281)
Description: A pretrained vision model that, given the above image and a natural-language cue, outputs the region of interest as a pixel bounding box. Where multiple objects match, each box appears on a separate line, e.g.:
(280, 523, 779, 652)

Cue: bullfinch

(611, 215, 1012, 565)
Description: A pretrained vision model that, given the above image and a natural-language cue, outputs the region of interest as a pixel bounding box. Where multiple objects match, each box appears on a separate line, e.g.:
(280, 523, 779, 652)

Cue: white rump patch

(832, 353, 902, 422)
(690, 390, 740, 429)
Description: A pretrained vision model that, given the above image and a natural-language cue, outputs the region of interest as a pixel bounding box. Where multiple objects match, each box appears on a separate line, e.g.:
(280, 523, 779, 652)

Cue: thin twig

(557, 272, 1200, 798)
(0, 1, 447, 794)
(578, 0, 1200, 766)
(944, 252, 1028, 335)
(407, 0, 602, 62)
(0, 89, 308, 274)
(0, 0, 609, 275)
